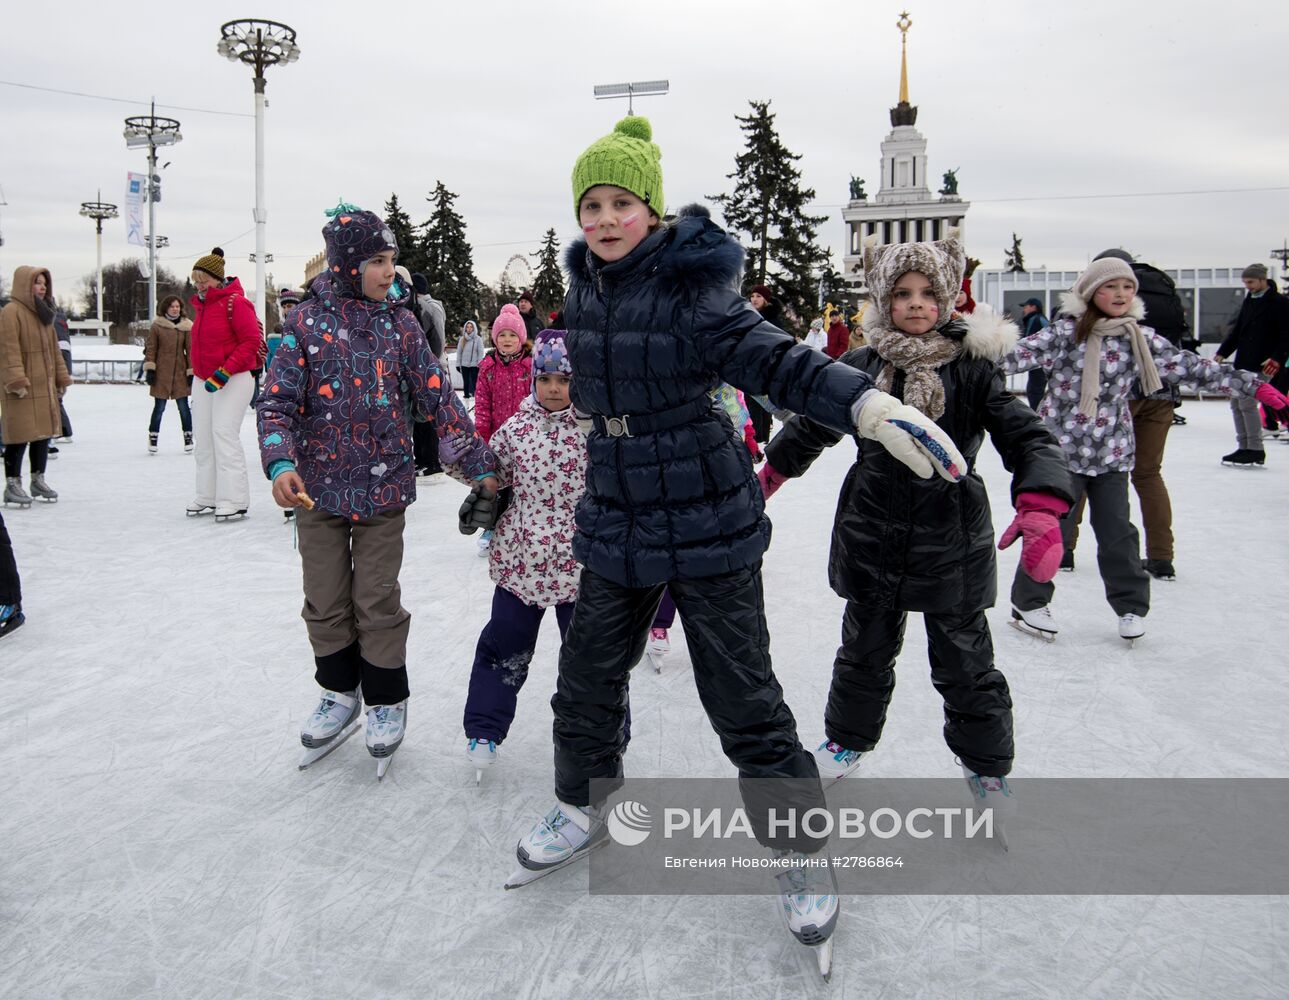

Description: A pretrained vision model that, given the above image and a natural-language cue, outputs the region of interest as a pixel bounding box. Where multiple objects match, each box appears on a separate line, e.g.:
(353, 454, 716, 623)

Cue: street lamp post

(217, 19, 300, 333)
(79, 193, 119, 329)
(123, 104, 182, 323)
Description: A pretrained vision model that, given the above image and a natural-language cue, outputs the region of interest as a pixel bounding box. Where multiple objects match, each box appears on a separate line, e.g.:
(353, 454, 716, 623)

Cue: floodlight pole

(218, 19, 300, 333)
(593, 79, 669, 115)
(1270, 240, 1289, 281)
(79, 193, 119, 326)
(123, 104, 181, 322)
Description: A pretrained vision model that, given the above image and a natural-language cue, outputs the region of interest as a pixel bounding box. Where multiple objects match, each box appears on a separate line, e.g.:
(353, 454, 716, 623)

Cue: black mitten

(145, 370, 156, 386)
(458, 483, 499, 535)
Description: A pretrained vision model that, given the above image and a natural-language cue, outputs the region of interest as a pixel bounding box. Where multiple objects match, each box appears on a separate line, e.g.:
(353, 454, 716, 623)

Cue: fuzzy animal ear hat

(862, 234, 966, 331)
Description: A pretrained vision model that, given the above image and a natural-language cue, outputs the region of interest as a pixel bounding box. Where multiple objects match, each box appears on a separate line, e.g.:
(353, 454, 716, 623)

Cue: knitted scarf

(1079, 316, 1162, 418)
(865, 323, 962, 420)
(33, 297, 54, 326)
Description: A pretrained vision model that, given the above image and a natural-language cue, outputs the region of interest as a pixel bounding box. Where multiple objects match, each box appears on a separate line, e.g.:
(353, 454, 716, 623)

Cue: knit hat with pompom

(491, 303, 528, 346)
(571, 115, 664, 222)
(193, 247, 226, 281)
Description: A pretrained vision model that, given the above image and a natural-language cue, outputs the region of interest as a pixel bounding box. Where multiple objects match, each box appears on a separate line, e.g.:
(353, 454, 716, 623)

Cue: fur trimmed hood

(864, 302, 1019, 362)
(564, 202, 744, 290)
(1058, 290, 1146, 322)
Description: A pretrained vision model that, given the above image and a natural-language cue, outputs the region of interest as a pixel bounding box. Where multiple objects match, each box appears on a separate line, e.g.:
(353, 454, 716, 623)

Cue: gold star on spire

(897, 11, 912, 104)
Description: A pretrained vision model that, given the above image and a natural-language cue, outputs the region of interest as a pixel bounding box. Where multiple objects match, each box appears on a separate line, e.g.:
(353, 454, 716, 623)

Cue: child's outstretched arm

(998, 324, 1061, 376)
(693, 286, 966, 482)
(1149, 333, 1276, 403)
(399, 313, 497, 486)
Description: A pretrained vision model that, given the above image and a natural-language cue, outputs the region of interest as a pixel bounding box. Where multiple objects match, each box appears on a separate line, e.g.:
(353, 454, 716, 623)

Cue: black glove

(495, 486, 513, 524)
(458, 483, 499, 535)
(145, 370, 156, 386)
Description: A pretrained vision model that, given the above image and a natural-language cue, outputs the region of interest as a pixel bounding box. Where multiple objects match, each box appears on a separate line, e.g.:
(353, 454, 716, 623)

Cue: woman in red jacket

(186, 248, 262, 520)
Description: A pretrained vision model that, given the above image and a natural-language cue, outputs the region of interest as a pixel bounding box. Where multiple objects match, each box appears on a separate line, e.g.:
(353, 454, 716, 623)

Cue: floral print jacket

(488, 395, 587, 607)
(1001, 299, 1260, 475)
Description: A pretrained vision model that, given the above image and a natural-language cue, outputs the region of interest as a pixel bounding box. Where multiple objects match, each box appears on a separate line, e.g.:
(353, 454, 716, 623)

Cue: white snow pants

(191, 370, 253, 510)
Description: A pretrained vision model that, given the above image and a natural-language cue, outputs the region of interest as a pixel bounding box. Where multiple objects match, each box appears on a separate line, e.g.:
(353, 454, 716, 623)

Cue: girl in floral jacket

(1001, 256, 1288, 642)
(463, 329, 586, 780)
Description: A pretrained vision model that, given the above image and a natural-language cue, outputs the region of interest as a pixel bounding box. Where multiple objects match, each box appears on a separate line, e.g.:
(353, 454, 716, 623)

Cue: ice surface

(2, 387, 1286, 999)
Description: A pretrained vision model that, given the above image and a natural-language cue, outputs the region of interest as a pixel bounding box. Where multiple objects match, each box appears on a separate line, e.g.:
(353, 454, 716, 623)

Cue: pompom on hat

(193, 247, 226, 281)
(571, 115, 664, 222)
(491, 303, 528, 346)
(1071, 257, 1138, 305)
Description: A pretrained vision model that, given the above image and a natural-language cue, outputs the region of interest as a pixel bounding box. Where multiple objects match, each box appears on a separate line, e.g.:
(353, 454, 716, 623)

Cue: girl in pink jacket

(472, 304, 533, 443)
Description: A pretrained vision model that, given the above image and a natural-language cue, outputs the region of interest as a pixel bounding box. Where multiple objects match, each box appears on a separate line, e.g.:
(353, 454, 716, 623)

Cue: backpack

(226, 294, 267, 375)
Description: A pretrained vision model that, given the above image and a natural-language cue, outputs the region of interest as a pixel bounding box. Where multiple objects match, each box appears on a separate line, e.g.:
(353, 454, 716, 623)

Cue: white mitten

(852, 391, 967, 483)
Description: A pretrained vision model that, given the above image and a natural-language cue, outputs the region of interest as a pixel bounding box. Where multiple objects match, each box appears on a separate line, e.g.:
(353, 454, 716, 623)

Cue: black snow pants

(825, 601, 1014, 777)
(0, 512, 20, 606)
(552, 564, 827, 853)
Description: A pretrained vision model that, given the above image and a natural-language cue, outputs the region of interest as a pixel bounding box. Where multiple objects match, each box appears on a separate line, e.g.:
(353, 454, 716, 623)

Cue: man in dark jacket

(1018, 298, 1051, 411)
(1216, 263, 1289, 466)
(516, 290, 542, 343)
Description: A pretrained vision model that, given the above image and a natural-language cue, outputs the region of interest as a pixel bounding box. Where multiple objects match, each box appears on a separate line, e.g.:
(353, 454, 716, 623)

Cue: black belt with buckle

(592, 397, 719, 438)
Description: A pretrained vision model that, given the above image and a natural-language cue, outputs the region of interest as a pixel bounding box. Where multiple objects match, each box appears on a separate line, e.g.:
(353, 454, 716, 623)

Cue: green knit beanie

(571, 116, 664, 222)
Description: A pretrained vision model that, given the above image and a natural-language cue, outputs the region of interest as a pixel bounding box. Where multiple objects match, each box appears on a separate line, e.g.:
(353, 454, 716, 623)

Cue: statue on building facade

(848, 176, 867, 200)
(939, 168, 959, 197)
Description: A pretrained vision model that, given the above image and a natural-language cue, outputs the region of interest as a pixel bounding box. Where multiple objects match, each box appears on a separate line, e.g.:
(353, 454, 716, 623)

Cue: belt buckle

(604, 415, 632, 438)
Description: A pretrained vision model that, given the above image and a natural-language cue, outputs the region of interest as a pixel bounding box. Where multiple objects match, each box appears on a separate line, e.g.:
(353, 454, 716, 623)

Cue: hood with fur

(862, 234, 965, 330)
(865, 302, 1019, 362)
(564, 202, 744, 291)
(1058, 290, 1146, 323)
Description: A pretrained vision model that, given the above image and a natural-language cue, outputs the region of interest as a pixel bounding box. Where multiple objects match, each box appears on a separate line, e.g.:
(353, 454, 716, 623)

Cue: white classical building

(842, 15, 968, 289)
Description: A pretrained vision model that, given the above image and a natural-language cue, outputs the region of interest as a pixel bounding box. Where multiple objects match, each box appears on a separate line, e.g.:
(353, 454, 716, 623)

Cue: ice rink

(3, 385, 1286, 1000)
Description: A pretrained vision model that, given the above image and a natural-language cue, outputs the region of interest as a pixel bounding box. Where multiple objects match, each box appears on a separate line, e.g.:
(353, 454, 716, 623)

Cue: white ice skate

(961, 763, 1016, 852)
(814, 740, 864, 783)
(4, 478, 32, 509)
(186, 500, 215, 517)
(29, 474, 58, 503)
(504, 801, 607, 889)
(366, 700, 406, 780)
(476, 529, 492, 558)
(214, 506, 248, 523)
(467, 738, 497, 785)
(1009, 604, 1057, 642)
(775, 853, 840, 982)
(148, 432, 159, 454)
(646, 627, 670, 672)
(298, 686, 363, 770)
(183, 432, 194, 454)
(1118, 613, 1145, 646)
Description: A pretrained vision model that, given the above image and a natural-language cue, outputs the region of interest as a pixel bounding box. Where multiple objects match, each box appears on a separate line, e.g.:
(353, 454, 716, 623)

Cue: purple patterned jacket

(256, 211, 495, 520)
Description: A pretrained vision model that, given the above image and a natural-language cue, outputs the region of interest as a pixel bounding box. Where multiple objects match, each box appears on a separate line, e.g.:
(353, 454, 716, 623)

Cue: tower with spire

(842, 11, 970, 289)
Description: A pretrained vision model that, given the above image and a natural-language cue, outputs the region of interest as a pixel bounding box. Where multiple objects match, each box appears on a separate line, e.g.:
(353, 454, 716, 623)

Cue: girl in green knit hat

(507, 115, 970, 980)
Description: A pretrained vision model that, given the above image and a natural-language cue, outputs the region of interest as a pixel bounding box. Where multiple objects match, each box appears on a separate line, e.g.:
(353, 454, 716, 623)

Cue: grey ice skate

(4, 478, 32, 508)
(29, 473, 58, 502)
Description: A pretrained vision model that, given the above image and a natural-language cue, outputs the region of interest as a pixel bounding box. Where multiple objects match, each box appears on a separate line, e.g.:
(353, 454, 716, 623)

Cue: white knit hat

(1072, 257, 1137, 304)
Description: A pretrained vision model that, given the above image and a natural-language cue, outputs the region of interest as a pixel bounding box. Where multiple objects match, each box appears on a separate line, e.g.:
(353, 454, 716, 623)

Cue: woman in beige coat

(2, 266, 71, 506)
(144, 296, 194, 453)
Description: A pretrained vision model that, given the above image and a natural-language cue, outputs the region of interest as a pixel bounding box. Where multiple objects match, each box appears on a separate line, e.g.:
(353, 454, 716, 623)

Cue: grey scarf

(865, 322, 963, 420)
(34, 296, 54, 326)
(1079, 316, 1163, 418)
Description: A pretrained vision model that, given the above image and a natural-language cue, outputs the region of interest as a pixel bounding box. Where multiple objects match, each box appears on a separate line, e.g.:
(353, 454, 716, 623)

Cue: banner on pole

(125, 172, 146, 247)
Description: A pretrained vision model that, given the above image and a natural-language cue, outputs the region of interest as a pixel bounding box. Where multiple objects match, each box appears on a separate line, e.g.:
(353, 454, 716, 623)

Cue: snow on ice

(2, 385, 1286, 999)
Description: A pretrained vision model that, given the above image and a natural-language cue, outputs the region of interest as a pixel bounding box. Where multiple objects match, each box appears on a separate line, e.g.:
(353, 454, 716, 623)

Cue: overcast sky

(3, 0, 1287, 310)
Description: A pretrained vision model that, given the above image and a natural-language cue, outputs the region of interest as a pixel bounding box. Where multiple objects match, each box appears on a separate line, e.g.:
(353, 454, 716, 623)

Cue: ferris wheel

(500, 253, 533, 290)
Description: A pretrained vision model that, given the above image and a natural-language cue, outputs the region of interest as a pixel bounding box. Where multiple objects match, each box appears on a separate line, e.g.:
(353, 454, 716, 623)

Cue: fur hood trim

(864, 304, 1019, 363)
(563, 201, 743, 289)
(1059, 290, 1146, 322)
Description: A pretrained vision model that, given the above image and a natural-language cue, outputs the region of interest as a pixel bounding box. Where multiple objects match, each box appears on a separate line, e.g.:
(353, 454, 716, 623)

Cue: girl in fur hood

(1000, 257, 1288, 642)
(761, 234, 1074, 797)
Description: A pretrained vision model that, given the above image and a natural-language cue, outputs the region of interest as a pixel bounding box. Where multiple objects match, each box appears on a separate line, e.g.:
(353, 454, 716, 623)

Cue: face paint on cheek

(582, 223, 597, 233)
(621, 213, 640, 228)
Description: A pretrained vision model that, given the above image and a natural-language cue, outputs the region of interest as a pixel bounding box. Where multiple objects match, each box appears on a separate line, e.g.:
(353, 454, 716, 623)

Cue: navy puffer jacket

(563, 205, 876, 587)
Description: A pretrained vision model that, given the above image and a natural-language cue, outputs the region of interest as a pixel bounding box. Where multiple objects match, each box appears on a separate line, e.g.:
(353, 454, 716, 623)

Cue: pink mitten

(998, 491, 1071, 583)
(757, 463, 789, 500)
(1254, 381, 1289, 417)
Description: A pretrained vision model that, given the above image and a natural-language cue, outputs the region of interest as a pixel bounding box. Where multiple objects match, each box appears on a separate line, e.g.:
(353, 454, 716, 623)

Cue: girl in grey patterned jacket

(1000, 256, 1288, 642)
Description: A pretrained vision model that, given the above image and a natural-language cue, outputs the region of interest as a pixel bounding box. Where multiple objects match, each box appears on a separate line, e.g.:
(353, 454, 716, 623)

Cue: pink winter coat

(488, 396, 586, 608)
(473, 348, 533, 443)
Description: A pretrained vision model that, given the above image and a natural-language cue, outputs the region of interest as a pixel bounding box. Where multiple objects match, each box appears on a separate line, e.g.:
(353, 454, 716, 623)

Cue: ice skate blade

(214, 510, 248, 523)
(375, 755, 394, 781)
(475, 768, 483, 786)
(647, 652, 663, 673)
(3, 501, 32, 509)
(186, 506, 215, 517)
(33, 496, 57, 503)
(815, 937, 834, 982)
(1008, 620, 1055, 643)
(503, 838, 607, 890)
(297, 718, 362, 769)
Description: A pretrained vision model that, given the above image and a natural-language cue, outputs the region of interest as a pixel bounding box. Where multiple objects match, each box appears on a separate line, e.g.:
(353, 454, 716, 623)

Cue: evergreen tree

(384, 194, 428, 276)
(709, 99, 830, 333)
(1003, 233, 1026, 273)
(530, 228, 565, 317)
(418, 181, 477, 333)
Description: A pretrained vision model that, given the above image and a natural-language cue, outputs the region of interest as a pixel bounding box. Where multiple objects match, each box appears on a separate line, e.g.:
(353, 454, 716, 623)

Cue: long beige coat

(1, 266, 72, 444)
(144, 316, 193, 399)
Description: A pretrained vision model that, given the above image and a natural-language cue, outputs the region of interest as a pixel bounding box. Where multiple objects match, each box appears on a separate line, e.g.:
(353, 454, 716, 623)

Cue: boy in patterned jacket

(463, 329, 587, 782)
(257, 202, 498, 778)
